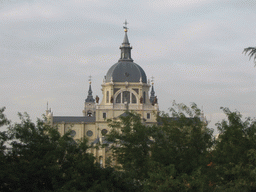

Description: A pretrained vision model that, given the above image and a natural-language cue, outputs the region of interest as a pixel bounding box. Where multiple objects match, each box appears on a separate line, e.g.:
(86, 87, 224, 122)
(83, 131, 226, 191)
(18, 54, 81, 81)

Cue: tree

(243, 47, 256, 65)
(0, 110, 132, 192)
(147, 102, 214, 191)
(212, 108, 256, 191)
(107, 112, 151, 189)
(0, 107, 11, 192)
(106, 102, 215, 191)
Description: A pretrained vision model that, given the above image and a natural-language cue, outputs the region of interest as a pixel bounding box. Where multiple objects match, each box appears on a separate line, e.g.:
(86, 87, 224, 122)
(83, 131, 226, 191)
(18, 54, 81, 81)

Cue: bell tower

(83, 76, 96, 117)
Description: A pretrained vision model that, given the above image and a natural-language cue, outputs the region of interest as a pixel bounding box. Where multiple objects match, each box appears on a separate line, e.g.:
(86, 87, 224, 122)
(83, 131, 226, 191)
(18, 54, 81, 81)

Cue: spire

(123, 30, 130, 44)
(150, 76, 155, 104)
(85, 76, 95, 103)
(150, 84, 155, 104)
(119, 20, 133, 62)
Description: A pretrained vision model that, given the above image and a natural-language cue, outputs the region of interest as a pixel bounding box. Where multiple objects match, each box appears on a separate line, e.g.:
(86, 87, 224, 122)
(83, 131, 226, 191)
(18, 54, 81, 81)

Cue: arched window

(122, 91, 130, 104)
(132, 93, 136, 103)
(106, 91, 109, 103)
(116, 93, 121, 103)
(87, 110, 92, 117)
(115, 91, 138, 104)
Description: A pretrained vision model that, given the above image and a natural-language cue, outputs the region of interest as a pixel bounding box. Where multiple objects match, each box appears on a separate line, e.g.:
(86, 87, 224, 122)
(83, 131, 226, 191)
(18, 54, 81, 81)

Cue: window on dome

(143, 91, 146, 103)
(122, 91, 130, 104)
(116, 93, 121, 103)
(132, 93, 136, 103)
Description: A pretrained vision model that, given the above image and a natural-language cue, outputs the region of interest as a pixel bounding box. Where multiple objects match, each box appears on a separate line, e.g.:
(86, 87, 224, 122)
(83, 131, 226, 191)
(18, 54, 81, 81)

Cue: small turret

(85, 77, 95, 103)
(150, 83, 155, 104)
(83, 76, 96, 117)
(150, 76, 156, 105)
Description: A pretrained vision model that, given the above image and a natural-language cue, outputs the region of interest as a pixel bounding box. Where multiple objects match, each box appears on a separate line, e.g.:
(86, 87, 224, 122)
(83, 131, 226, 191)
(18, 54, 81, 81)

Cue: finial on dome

(123, 19, 128, 32)
(89, 75, 92, 84)
(151, 76, 154, 85)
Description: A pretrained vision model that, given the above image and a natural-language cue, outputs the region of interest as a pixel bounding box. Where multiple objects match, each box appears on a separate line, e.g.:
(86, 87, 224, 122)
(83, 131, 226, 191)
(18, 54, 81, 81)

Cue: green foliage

(0, 107, 11, 192)
(147, 102, 214, 191)
(107, 103, 214, 191)
(243, 46, 256, 65)
(0, 109, 131, 192)
(213, 108, 256, 191)
(107, 112, 151, 182)
(1, 104, 256, 191)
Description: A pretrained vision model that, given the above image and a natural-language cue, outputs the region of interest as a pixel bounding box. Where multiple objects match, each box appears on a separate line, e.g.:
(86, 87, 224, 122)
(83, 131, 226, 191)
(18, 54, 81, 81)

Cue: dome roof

(105, 25, 147, 83)
(105, 61, 147, 83)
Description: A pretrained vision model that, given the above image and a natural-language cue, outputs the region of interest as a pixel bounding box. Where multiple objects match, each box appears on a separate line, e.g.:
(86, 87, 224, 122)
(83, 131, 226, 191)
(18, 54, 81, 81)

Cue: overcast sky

(1, 0, 255, 133)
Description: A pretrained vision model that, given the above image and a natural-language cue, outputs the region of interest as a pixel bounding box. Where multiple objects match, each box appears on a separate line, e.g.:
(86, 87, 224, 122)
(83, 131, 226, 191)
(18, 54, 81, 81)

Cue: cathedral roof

(53, 116, 95, 123)
(105, 61, 147, 83)
(105, 25, 147, 83)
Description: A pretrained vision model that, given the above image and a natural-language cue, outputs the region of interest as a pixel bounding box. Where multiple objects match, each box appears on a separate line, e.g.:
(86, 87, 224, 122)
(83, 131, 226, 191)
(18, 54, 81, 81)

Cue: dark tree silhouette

(243, 47, 256, 65)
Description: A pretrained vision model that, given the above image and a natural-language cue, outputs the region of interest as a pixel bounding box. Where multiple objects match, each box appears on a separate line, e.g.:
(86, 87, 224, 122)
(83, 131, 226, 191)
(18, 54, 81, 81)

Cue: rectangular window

(106, 91, 109, 103)
(103, 112, 106, 119)
(143, 92, 146, 103)
(147, 113, 150, 119)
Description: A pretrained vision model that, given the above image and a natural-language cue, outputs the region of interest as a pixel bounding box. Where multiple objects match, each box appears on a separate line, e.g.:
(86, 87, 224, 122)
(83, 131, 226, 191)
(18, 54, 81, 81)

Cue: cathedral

(46, 23, 159, 167)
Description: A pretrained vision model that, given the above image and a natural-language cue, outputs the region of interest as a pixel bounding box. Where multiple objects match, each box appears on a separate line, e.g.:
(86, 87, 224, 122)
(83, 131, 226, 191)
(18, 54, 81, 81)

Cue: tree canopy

(0, 108, 130, 192)
(243, 47, 256, 65)
(106, 103, 256, 191)
(1, 104, 256, 191)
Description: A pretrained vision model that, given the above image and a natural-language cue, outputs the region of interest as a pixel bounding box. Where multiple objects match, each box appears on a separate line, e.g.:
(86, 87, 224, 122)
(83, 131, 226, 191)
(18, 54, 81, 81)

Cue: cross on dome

(123, 20, 129, 32)
(151, 76, 154, 84)
(89, 75, 92, 84)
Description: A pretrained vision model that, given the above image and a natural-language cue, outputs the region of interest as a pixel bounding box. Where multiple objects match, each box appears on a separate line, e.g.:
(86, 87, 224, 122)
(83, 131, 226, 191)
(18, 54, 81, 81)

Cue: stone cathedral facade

(46, 25, 159, 167)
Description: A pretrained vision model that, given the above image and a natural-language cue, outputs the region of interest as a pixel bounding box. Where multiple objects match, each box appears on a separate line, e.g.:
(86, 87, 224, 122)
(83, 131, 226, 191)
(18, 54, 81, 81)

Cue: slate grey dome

(105, 25, 147, 83)
(105, 61, 147, 83)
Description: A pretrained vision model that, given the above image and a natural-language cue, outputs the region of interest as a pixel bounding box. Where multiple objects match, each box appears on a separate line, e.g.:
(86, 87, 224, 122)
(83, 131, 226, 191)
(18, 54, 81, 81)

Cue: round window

(86, 130, 93, 137)
(70, 130, 76, 137)
(101, 129, 108, 136)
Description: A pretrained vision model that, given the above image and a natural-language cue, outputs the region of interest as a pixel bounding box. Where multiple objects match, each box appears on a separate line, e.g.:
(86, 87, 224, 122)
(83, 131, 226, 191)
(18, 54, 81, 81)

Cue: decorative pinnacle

(123, 19, 128, 32)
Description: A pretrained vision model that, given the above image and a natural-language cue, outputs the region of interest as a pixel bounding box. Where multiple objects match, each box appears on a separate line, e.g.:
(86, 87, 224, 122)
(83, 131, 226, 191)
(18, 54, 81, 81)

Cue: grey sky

(1, 0, 255, 133)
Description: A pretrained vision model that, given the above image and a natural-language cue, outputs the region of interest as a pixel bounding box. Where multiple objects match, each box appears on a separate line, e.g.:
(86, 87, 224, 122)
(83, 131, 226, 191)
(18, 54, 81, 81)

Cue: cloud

(146, 0, 214, 12)
(0, 0, 255, 132)
(0, 1, 63, 21)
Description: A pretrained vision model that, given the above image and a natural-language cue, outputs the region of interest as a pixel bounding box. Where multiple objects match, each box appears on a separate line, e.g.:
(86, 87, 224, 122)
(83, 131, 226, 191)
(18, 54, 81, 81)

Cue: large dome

(105, 61, 147, 83)
(105, 27, 147, 83)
